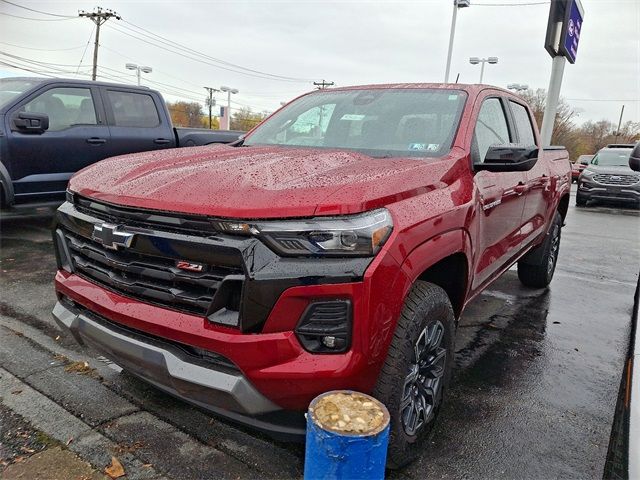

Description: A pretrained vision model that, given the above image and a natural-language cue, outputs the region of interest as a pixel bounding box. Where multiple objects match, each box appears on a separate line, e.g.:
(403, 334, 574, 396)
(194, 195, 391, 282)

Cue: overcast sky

(1, 0, 638, 124)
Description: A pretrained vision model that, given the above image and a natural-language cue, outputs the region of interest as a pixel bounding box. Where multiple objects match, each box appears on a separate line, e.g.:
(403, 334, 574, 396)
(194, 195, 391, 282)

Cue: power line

(105, 23, 311, 84)
(0, 51, 87, 68)
(0, 41, 85, 52)
(0, 11, 76, 21)
(120, 19, 314, 83)
(77, 26, 95, 74)
(0, 0, 75, 18)
(78, 7, 122, 81)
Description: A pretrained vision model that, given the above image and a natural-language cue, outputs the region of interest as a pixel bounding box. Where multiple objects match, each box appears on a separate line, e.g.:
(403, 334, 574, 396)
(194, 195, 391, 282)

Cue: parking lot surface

(1, 185, 638, 479)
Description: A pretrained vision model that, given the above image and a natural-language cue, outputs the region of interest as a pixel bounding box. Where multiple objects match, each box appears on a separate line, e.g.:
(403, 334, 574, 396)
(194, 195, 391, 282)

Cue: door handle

(514, 183, 529, 195)
(154, 138, 172, 145)
(86, 137, 107, 145)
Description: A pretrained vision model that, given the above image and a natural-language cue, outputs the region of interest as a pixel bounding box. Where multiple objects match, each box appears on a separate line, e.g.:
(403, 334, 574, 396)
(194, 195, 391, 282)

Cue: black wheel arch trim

(0, 161, 15, 206)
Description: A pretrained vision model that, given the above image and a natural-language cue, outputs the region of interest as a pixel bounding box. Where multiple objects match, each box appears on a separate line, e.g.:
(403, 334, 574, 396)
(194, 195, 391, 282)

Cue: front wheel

(576, 192, 587, 207)
(517, 212, 562, 288)
(373, 281, 455, 469)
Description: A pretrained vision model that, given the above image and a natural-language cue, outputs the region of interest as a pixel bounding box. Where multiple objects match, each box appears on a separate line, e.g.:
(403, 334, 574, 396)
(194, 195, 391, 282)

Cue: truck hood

(69, 145, 458, 218)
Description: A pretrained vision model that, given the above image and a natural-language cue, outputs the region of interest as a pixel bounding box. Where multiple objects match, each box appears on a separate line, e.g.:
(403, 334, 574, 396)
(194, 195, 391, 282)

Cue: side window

(107, 91, 160, 127)
(509, 101, 536, 147)
(22, 87, 97, 131)
(473, 98, 510, 163)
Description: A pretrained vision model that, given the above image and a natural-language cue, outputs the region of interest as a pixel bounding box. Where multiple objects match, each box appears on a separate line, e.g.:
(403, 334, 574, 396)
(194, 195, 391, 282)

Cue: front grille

(62, 229, 241, 316)
(592, 174, 639, 186)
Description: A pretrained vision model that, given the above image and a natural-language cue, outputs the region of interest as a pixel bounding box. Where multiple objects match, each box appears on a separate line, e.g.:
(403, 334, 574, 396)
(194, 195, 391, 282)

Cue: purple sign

(559, 0, 583, 63)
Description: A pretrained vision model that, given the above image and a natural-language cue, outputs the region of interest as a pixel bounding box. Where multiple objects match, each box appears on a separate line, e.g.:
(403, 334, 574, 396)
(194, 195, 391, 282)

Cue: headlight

(213, 209, 393, 257)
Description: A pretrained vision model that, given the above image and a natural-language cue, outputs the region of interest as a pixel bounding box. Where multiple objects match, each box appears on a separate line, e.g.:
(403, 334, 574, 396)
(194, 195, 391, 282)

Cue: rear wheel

(373, 281, 455, 469)
(517, 212, 562, 288)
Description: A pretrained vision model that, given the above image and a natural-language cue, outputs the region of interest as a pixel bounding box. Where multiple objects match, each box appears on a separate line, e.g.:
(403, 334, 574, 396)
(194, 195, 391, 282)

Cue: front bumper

(52, 298, 306, 435)
(578, 180, 640, 204)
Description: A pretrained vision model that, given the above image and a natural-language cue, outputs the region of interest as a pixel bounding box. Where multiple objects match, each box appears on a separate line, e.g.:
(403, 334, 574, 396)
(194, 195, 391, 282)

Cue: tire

(373, 281, 455, 469)
(576, 193, 586, 207)
(517, 212, 562, 288)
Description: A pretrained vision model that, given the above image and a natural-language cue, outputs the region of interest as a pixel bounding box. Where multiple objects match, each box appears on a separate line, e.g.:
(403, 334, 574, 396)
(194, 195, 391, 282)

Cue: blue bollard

(304, 390, 390, 480)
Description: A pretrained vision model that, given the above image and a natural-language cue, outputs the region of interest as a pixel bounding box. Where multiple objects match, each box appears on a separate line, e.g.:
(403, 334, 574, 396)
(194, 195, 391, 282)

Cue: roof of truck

(324, 83, 514, 96)
(2, 76, 154, 91)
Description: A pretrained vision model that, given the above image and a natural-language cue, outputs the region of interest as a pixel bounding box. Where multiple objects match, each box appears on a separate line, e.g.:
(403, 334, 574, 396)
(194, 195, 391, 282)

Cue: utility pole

(204, 87, 219, 129)
(79, 7, 121, 81)
(614, 105, 625, 140)
(313, 80, 334, 90)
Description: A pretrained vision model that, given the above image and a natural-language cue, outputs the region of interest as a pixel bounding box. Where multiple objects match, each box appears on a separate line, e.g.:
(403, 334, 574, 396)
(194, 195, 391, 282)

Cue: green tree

(167, 101, 207, 128)
(230, 107, 268, 132)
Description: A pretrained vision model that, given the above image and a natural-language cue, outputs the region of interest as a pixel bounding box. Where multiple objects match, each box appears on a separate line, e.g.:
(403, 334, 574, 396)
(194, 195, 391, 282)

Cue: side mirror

(12, 112, 49, 134)
(629, 143, 640, 172)
(476, 145, 538, 172)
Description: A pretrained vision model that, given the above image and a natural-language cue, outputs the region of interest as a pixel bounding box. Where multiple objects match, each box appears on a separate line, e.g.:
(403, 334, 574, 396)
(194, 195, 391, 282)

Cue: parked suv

(576, 144, 640, 207)
(52, 84, 570, 467)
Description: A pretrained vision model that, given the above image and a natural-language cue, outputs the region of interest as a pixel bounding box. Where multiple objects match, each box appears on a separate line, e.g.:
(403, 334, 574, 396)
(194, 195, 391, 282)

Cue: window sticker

(448, 94, 458, 100)
(427, 144, 440, 151)
(340, 114, 366, 121)
(409, 143, 428, 151)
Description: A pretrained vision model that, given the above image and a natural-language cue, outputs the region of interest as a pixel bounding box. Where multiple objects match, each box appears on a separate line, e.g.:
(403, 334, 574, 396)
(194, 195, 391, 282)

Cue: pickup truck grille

(592, 174, 640, 186)
(62, 229, 240, 316)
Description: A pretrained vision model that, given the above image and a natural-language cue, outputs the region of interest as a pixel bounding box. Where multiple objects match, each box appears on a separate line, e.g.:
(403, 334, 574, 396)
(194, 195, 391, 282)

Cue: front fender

(399, 228, 473, 305)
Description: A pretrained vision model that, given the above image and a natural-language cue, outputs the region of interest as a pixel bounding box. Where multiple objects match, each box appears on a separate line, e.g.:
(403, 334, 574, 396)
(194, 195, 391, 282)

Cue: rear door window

(106, 90, 160, 127)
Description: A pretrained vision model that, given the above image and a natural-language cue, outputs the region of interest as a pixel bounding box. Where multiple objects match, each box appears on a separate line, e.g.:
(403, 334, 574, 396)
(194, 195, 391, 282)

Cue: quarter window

(473, 98, 510, 163)
(107, 91, 160, 127)
(22, 87, 97, 131)
(509, 101, 536, 147)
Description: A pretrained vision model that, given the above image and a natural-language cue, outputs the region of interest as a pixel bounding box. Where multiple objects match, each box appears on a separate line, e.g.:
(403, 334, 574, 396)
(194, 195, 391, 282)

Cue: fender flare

(398, 228, 473, 309)
(0, 162, 14, 206)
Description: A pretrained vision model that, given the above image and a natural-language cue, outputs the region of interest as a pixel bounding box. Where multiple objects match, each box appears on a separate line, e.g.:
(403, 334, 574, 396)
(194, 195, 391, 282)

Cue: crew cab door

(508, 100, 551, 244)
(100, 87, 176, 157)
(6, 84, 109, 201)
(471, 96, 528, 289)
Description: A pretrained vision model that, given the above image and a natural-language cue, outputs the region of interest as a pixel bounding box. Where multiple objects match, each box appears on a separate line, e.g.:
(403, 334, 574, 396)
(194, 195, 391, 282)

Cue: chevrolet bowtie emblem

(92, 223, 134, 250)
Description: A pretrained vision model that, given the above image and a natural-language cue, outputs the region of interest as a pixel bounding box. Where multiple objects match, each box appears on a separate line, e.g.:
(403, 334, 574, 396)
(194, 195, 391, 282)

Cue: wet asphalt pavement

(0, 184, 639, 479)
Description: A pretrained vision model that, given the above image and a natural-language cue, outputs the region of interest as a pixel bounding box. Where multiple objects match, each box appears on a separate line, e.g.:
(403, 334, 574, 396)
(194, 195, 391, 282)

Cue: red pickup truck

(52, 84, 570, 467)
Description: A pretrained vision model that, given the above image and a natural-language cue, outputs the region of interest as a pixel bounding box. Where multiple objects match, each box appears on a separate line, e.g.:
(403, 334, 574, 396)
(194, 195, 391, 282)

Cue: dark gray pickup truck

(0, 77, 242, 210)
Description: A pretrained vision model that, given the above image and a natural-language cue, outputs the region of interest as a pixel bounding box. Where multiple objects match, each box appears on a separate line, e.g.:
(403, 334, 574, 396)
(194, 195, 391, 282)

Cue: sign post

(540, 0, 584, 146)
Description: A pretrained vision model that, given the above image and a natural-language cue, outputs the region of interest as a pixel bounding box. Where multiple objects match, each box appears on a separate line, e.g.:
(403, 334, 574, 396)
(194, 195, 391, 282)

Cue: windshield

(244, 88, 467, 158)
(0, 78, 43, 109)
(591, 149, 631, 167)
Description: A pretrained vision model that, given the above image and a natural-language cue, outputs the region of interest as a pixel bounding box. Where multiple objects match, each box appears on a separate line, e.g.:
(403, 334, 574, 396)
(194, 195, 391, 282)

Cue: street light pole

(469, 56, 498, 83)
(444, 0, 470, 83)
(507, 83, 529, 93)
(125, 64, 152, 86)
(220, 86, 238, 130)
